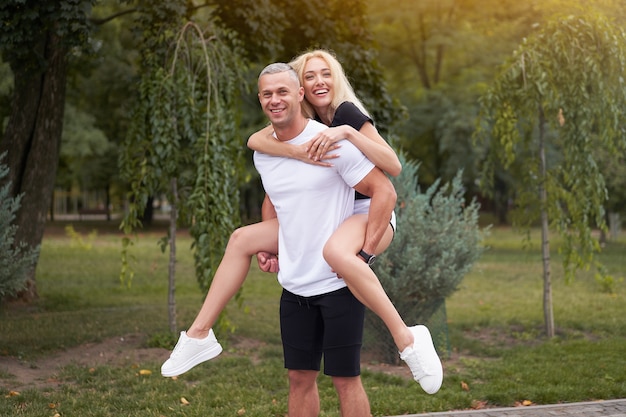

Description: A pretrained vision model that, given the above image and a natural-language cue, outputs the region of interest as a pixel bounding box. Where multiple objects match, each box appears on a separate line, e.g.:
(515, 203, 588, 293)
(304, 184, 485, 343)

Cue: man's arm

(258, 194, 279, 273)
(261, 194, 277, 220)
(352, 167, 397, 257)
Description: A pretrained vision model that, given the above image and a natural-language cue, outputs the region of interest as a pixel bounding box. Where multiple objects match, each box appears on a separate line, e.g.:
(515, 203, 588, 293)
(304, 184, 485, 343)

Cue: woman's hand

(248, 125, 340, 167)
(288, 142, 337, 167)
(307, 126, 349, 162)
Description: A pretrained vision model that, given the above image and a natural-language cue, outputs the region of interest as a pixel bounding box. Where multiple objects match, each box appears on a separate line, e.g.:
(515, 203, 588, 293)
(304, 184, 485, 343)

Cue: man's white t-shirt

(253, 119, 375, 297)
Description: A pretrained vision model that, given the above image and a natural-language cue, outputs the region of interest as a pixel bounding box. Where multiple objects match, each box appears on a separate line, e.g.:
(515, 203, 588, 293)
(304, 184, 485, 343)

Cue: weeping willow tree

(120, 3, 245, 333)
(476, 13, 626, 337)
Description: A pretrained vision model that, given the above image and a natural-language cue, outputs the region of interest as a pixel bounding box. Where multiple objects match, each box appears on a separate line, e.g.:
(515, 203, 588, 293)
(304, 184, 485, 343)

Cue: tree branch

(89, 8, 137, 26)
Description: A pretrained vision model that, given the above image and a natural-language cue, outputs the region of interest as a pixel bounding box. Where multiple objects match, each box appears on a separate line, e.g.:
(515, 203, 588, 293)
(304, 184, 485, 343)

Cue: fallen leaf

(139, 369, 152, 376)
(6, 390, 20, 397)
(180, 397, 190, 405)
(237, 407, 246, 415)
(460, 381, 470, 391)
(470, 400, 488, 410)
(522, 400, 533, 406)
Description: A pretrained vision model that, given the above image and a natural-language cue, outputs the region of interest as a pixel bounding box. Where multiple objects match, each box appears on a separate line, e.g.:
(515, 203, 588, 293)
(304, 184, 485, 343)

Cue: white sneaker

(399, 325, 443, 394)
(161, 329, 223, 377)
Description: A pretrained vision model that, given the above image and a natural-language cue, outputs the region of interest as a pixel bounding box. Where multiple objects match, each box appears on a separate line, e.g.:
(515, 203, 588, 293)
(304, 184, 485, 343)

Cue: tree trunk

(105, 184, 111, 222)
(0, 31, 68, 302)
(168, 178, 178, 334)
(608, 212, 620, 240)
(538, 106, 554, 338)
(140, 196, 155, 226)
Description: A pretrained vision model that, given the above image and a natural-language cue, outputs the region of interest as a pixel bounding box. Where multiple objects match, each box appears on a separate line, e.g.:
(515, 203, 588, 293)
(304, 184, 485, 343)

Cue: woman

(161, 50, 442, 394)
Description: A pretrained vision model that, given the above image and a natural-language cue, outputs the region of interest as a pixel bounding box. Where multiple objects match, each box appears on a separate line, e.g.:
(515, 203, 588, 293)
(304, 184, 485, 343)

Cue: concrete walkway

(389, 399, 626, 417)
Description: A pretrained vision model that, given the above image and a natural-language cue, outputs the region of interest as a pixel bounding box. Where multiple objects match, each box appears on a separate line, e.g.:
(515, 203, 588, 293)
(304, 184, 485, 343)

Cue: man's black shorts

(279, 286, 365, 377)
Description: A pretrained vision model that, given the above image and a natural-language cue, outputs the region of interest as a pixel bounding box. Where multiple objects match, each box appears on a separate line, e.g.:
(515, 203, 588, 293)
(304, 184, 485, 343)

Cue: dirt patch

(0, 333, 167, 391)
(0, 333, 415, 392)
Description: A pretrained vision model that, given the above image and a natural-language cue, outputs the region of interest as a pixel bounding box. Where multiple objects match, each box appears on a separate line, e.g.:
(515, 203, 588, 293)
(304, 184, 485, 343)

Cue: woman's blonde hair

(289, 49, 370, 122)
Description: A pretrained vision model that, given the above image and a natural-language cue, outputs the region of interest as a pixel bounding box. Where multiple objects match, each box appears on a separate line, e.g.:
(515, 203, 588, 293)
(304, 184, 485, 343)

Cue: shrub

(0, 152, 39, 300)
(365, 155, 487, 362)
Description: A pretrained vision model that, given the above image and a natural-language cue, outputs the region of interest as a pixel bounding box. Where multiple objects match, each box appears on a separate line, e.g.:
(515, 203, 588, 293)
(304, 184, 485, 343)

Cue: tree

(595, 146, 626, 243)
(65, 2, 142, 220)
(1, 0, 398, 306)
(55, 103, 112, 217)
(0, 0, 93, 301)
(367, 0, 543, 189)
(475, 13, 626, 337)
(120, 0, 245, 333)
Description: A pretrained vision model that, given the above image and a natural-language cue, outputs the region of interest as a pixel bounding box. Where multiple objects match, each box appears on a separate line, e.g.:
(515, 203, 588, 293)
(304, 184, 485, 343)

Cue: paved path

(389, 399, 626, 417)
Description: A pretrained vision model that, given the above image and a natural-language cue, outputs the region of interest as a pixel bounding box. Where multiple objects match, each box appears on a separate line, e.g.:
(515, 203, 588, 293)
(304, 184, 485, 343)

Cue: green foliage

(57, 103, 112, 189)
(476, 12, 626, 281)
(64, 225, 97, 250)
(594, 263, 623, 295)
(146, 331, 178, 349)
(368, 0, 543, 186)
(0, 0, 93, 69)
(368, 155, 487, 360)
(375, 155, 486, 308)
(64, 1, 142, 201)
(120, 7, 246, 291)
(0, 153, 39, 300)
(594, 146, 626, 215)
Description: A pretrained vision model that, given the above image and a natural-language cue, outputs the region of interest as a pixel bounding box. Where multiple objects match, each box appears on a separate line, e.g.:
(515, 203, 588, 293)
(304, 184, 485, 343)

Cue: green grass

(1, 222, 625, 416)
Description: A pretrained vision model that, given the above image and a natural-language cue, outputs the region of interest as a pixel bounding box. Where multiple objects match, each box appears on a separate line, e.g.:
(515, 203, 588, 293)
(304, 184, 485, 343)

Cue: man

(253, 62, 397, 417)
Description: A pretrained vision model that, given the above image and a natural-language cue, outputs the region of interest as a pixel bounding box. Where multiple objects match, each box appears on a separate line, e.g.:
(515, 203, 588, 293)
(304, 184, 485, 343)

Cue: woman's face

(302, 57, 333, 111)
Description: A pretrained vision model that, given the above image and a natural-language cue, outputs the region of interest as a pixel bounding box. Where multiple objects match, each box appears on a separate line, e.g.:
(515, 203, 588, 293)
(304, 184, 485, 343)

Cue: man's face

(258, 71, 304, 129)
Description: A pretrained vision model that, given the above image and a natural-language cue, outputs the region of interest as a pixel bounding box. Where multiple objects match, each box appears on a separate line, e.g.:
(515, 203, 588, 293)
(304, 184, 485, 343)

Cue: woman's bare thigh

(325, 214, 394, 255)
(230, 218, 279, 255)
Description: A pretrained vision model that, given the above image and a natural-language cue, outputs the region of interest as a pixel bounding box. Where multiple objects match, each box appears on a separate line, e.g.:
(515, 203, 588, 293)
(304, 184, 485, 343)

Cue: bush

(0, 152, 39, 300)
(365, 155, 487, 362)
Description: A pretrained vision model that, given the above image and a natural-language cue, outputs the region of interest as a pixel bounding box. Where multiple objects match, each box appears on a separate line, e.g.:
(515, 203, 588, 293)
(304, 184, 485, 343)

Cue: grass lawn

(1, 220, 625, 416)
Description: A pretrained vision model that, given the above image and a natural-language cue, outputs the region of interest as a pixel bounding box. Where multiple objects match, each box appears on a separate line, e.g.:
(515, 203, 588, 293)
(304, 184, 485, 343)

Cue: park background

(1, 0, 626, 416)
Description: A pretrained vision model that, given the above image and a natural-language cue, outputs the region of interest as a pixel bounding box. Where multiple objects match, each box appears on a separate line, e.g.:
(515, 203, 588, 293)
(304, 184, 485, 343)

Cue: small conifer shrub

(366, 155, 487, 362)
(0, 153, 40, 301)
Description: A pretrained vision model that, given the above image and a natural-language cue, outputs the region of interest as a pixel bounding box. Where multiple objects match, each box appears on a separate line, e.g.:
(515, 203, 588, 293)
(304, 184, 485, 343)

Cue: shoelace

(403, 348, 428, 380)
(169, 334, 189, 358)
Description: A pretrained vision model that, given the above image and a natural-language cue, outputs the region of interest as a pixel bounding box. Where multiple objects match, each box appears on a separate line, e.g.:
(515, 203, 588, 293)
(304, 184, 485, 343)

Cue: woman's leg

(186, 218, 279, 339)
(162, 219, 280, 377)
(322, 214, 413, 351)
